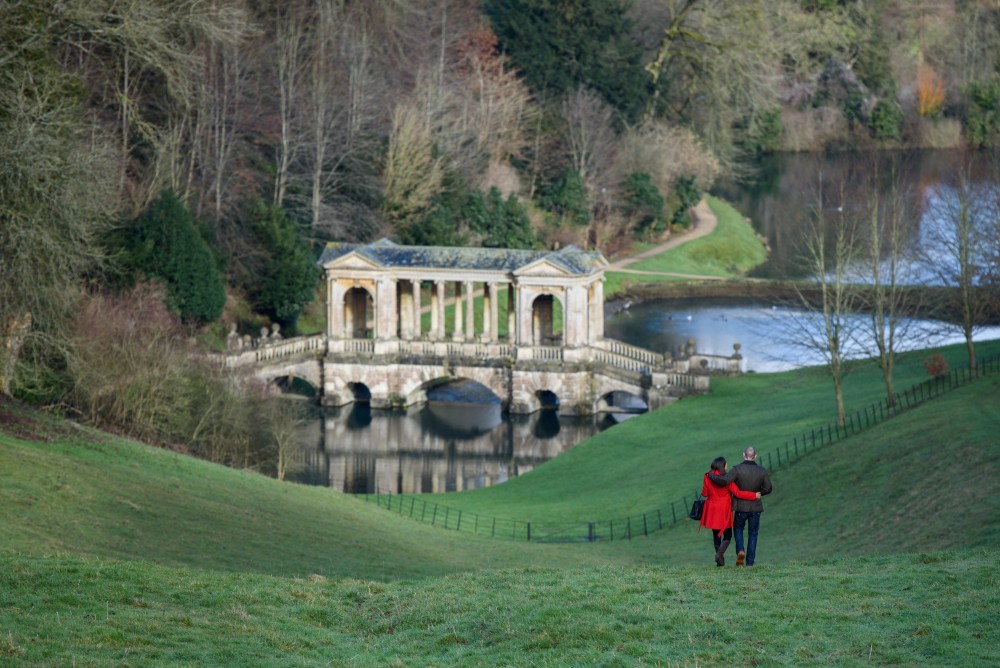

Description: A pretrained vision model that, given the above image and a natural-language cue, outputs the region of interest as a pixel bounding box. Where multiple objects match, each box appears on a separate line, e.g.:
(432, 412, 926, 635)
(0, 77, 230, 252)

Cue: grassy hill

(1, 338, 999, 664)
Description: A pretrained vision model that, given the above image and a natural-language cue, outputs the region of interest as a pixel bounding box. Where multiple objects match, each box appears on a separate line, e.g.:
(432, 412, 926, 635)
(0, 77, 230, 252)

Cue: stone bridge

(220, 240, 741, 415)
(224, 334, 738, 415)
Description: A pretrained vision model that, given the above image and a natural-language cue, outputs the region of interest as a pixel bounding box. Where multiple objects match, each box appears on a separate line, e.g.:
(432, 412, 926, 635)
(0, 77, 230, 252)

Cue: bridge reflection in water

(290, 400, 607, 494)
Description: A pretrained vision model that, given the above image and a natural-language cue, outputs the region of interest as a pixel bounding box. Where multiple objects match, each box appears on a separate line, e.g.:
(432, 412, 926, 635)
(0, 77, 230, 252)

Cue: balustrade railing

(254, 335, 326, 362)
(530, 346, 564, 362)
(598, 339, 664, 368)
(234, 334, 726, 386)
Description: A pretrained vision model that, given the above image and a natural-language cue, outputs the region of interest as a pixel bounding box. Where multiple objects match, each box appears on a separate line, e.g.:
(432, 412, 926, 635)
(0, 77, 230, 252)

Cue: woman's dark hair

(710, 456, 727, 472)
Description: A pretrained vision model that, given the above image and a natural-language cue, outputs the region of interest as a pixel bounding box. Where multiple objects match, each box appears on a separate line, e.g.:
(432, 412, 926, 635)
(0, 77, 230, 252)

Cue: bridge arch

(270, 374, 319, 399)
(596, 390, 648, 414)
(535, 389, 560, 411)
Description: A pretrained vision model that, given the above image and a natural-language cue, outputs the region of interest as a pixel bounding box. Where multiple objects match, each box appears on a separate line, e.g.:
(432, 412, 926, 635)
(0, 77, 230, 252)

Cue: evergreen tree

(123, 191, 225, 324)
(465, 188, 537, 249)
(484, 0, 650, 123)
(247, 203, 320, 330)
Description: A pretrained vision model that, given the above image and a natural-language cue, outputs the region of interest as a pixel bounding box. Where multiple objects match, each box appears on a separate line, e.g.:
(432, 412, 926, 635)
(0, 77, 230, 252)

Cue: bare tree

(920, 156, 994, 371)
(850, 155, 925, 407)
(0, 68, 117, 395)
(381, 101, 445, 233)
(782, 182, 864, 427)
(562, 88, 620, 196)
(271, 5, 309, 209)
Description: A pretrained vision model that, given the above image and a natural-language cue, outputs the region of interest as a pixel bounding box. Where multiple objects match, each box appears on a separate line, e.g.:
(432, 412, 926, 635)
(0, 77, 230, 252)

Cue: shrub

(869, 98, 903, 142)
(669, 175, 701, 229)
(924, 353, 949, 379)
(619, 172, 665, 237)
(965, 78, 1000, 146)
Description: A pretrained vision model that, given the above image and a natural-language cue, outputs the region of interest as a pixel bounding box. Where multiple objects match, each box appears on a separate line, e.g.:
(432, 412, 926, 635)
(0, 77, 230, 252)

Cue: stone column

(486, 283, 499, 342)
(453, 282, 464, 341)
(589, 278, 605, 342)
(411, 281, 422, 338)
(564, 285, 582, 346)
(464, 281, 475, 340)
(328, 277, 346, 340)
(434, 281, 446, 340)
(375, 278, 398, 340)
(399, 284, 413, 339)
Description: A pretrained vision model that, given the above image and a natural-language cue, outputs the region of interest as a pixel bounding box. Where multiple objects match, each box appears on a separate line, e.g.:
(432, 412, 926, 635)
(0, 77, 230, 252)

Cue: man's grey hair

(743, 446, 757, 460)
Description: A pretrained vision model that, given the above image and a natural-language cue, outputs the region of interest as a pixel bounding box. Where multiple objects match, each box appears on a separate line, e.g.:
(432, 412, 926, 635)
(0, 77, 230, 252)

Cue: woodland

(3, 0, 1000, 472)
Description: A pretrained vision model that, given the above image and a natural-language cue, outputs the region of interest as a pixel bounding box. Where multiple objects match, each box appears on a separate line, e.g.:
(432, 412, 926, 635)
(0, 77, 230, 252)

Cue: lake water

(292, 149, 1000, 493)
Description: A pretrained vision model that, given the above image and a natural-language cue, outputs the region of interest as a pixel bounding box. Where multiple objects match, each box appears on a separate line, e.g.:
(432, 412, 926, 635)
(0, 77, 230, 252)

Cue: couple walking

(699, 446, 773, 566)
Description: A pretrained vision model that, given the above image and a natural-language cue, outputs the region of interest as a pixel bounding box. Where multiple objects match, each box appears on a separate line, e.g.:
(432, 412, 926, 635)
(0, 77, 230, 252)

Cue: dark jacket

(708, 460, 772, 512)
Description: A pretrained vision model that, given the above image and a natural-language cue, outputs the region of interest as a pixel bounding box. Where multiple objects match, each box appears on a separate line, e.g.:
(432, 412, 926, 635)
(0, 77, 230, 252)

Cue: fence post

(588, 521, 595, 542)
(421, 500, 427, 522)
(671, 502, 676, 524)
(431, 505, 437, 526)
(456, 510, 462, 532)
(409, 497, 415, 517)
(527, 522, 531, 542)
(657, 509, 663, 530)
(610, 519, 614, 541)
(444, 507, 450, 529)
(492, 517, 496, 537)
(627, 517, 632, 540)
(777, 449, 782, 467)
(643, 513, 648, 537)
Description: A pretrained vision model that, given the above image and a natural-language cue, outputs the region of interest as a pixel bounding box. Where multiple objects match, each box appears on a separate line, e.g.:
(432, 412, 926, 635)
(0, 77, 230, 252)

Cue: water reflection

(291, 402, 603, 494)
(713, 149, 999, 280)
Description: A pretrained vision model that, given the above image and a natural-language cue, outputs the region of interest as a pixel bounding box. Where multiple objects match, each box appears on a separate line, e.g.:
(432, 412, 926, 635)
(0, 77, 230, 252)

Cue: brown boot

(715, 540, 730, 566)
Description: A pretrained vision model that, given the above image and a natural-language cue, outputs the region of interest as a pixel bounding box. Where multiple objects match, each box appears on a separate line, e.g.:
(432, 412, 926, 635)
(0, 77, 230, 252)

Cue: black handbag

(689, 497, 705, 521)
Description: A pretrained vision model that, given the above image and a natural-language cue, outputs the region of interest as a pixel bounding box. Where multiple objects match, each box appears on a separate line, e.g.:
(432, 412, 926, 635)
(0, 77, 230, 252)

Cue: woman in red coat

(701, 456, 761, 566)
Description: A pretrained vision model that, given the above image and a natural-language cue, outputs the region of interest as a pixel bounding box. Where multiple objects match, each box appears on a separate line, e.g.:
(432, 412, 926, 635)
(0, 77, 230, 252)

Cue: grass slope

(604, 196, 766, 295)
(2, 340, 999, 665)
(2, 550, 996, 665)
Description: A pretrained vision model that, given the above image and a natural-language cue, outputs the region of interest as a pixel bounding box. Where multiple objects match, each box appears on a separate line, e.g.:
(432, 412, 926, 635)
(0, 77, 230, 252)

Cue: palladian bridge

(223, 239, 741, 415)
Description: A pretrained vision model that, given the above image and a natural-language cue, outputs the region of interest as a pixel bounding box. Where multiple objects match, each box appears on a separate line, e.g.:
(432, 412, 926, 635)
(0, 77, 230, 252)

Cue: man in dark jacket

(708, 446, 772, 566)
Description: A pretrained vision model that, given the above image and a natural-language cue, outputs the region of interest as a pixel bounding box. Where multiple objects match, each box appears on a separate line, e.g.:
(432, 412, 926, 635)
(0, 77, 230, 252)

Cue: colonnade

(327, 276, 605, 348)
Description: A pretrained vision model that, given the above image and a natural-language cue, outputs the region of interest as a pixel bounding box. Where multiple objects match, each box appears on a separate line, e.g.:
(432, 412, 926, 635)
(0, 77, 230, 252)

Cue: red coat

(699, 472, 758, 535)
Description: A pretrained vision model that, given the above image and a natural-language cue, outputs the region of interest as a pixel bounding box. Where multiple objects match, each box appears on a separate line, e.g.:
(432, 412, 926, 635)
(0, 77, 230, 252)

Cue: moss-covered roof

(317, 239, 605, 275)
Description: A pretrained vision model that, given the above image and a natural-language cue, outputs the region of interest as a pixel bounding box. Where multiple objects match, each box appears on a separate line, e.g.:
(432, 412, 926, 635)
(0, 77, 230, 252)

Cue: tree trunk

(0, 312, 31, 396)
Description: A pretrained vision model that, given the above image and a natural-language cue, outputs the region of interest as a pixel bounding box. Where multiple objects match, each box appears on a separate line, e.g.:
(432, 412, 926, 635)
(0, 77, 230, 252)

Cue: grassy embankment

(2, 338, 999, 664)
(603, 195, 767, 297)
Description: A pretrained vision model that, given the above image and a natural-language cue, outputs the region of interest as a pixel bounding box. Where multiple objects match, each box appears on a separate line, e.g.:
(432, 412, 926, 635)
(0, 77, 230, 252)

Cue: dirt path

(606, 198, 724, 280)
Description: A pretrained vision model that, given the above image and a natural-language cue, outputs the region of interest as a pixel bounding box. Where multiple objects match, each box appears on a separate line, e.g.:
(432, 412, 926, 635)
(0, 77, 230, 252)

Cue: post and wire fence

(363, 354, 999, 542)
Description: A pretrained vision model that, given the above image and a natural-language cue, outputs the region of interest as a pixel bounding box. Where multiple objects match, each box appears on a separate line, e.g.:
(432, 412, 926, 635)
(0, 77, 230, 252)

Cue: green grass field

(604, 196, 767, 296)
(2, 339, 999, 665)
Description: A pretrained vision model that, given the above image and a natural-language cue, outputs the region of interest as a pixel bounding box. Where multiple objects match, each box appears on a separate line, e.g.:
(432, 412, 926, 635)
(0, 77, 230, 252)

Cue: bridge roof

(318, 239, 606, 275)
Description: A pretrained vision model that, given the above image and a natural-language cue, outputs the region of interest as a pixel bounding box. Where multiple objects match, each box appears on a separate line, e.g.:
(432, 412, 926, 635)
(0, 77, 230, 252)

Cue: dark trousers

(712, 528, 733, 551)
(733, 511, 761, 565)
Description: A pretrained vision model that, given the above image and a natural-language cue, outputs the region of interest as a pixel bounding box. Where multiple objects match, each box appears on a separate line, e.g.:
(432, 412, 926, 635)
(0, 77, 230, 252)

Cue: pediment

(513, 257, 573, 277)
(323, 251, 383, 271)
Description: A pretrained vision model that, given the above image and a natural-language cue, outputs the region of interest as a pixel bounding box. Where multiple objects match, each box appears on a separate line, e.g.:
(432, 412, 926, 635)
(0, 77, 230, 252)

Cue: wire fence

(363, 354, 999, 542)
